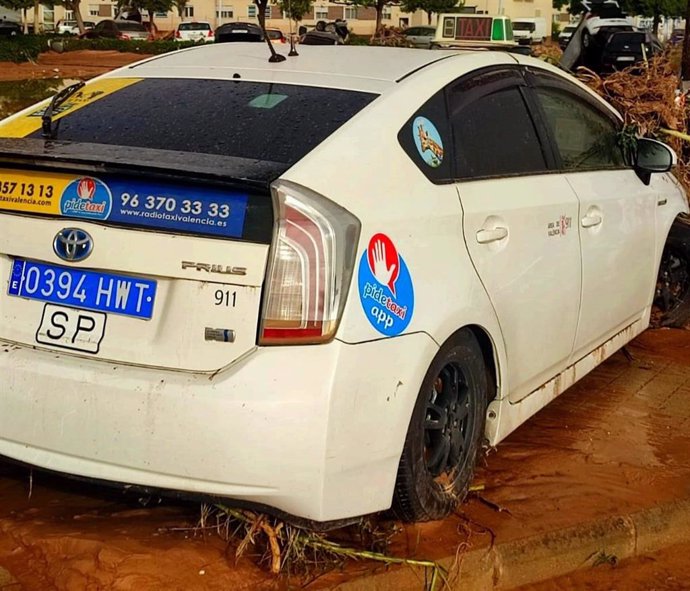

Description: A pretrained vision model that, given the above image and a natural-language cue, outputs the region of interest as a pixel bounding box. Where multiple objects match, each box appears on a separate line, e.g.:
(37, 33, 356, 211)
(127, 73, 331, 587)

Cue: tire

(653, 215, 690, 328)
(392, 329, 488, 522)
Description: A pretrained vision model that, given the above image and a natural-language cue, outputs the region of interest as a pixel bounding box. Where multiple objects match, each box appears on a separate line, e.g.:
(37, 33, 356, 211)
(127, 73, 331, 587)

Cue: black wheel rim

(423, 362, 472, 481)
(655, 248, 690, 316)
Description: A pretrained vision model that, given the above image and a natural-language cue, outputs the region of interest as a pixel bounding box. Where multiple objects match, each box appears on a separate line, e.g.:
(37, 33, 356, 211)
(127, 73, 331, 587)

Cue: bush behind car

(0, 35, 200, 63)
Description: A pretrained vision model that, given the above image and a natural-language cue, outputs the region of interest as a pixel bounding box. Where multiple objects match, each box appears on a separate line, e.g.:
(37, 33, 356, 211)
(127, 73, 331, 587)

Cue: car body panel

(0, 45, 686, 522)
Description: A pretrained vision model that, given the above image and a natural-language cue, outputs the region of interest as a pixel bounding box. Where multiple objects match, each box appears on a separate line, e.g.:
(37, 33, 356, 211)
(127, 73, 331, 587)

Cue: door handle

(476, 227, 508, 244)
(581, 214, 602, 228)
(658, 198, 668, 206)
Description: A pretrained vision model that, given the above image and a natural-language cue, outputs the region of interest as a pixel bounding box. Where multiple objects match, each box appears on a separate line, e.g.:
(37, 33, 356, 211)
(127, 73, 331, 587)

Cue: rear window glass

(30, 79, 377, 166)
(606, 32, 645, 49)
(266, 30, 282, 39)
(179, 22, 211, 31)
(117, 22, 146, 32)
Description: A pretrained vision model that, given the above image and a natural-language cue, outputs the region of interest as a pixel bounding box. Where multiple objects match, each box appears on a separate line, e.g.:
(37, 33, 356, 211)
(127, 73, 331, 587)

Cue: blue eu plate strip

(8, 259, 157, 319)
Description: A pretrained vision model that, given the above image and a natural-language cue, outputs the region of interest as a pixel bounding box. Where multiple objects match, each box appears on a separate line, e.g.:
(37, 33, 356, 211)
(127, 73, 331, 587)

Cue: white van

(512, 17, 547, 44)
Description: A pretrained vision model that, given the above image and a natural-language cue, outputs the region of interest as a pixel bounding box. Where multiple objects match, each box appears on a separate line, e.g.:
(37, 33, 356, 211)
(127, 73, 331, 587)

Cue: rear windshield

(607, 32, 645, 49)
(179, 22, 211, 31)
(563, 26, 576, 33)
(117, 22, 146, 32)
(30, 79, 377, 166)
(266, 30, 282, 39)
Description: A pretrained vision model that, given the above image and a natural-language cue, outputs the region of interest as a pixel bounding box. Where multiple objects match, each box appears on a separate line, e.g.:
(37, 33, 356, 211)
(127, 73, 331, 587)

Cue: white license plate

(36, 304, 106, 354)
(617, 56, 635, 62)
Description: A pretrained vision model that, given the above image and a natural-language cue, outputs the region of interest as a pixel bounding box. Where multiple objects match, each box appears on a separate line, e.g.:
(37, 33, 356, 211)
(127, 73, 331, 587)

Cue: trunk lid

(0, 140, 278, 372)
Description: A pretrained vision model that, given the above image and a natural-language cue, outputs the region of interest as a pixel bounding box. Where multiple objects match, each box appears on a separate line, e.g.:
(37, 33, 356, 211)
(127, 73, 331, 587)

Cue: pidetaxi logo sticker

(358, 233, 414, 337)
(60, 177, 112, 220)
(413, 116, 444, 168)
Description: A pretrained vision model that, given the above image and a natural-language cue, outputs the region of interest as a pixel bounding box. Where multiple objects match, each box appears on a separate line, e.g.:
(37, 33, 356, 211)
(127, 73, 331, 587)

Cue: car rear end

(176, 21, 214, 43)
(266, 28, 285, 44)
(600, 31, 650, 70)
(116, 21, 149, 41)
(0, 69, 391, 521)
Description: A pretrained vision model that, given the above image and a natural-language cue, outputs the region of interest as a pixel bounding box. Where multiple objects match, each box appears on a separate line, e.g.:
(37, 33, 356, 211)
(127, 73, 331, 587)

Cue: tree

(400, 0, 459, 25)
(622, 0, 685, 35)
(350, 0, 398, 38)
(138, 0, 173, 32)
(52, 0, 86, 33)
(172, 0, 186, 17)
(274, 0, 312, 23)
(0, 0, 34, 33)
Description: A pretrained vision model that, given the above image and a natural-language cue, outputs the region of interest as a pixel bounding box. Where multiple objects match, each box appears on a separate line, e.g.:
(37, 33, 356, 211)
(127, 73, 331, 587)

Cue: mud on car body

(0, 44, 687, 526)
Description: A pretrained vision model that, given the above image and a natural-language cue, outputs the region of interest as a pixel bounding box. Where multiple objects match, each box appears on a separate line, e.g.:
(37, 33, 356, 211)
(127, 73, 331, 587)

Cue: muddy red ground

(0, 51, 152, 81)
(0, 328, 689, 590)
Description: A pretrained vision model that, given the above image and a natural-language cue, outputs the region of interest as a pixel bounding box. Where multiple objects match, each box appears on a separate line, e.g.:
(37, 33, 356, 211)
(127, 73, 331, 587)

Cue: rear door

(528, 69, 657, 357)
(448, 67, 582, 402)
(0, 76, 377, 372)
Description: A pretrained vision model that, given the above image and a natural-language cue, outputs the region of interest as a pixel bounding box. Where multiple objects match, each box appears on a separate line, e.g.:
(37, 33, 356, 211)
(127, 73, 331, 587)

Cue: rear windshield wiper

(42, 81, 85, 140)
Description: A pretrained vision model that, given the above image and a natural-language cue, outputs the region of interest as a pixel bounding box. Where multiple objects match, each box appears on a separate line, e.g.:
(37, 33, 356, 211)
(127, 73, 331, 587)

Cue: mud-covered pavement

(1, 328, 690, 590)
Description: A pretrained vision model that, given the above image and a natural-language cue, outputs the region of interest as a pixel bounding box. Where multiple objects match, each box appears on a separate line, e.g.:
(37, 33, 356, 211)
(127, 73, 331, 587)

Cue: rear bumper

(0, 333, 437, 522)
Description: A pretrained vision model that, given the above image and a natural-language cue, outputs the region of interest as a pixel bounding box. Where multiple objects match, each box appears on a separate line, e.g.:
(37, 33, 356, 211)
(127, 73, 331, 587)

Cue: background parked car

(175, 21, 214, 43)
(558, 24, 578, 48)
(0, 19, 21, 36)
(266, 28, 285, 43)
(512, 17, 547, 44)
(599, 30, 663, 70)
(81, 20, 149, 41)
(56, 20, 95, 35)
(215, 21, 263, 43)
(402, 26, 436, 49)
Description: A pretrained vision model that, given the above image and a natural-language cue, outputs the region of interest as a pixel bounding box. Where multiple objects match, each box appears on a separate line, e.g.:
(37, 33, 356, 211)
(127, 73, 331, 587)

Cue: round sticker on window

(412, 116, 444, 168)
(358, 233, 414, 337)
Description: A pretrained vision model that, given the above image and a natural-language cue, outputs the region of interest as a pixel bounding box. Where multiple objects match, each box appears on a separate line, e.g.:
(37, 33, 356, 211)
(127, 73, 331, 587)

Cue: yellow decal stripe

(0, 78, 142, 138)
(0, 169, 75, 215)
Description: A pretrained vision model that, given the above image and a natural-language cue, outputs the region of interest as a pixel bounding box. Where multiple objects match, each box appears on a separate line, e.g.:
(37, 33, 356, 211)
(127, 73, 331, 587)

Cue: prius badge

(53, 228, 93, 262)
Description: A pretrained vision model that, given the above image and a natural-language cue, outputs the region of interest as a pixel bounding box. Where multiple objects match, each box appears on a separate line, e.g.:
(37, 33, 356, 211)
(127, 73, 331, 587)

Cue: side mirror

(635, 138, 676, 185)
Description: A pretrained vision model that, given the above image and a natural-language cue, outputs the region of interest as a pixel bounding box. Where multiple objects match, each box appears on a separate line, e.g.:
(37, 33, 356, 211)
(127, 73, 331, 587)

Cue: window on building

(155, 10, 168, 17)
(382, 6, 392, 19)
(265, 5, 272, 18)
(89, 5, 99, 16)
(344, 6, 357, 19)
(64, 10, 74, 19)
(248, 4, 257, 17)
(184, 5, 194, 17)
(216, 6, 234, 18)
(314, 5, 328, 19)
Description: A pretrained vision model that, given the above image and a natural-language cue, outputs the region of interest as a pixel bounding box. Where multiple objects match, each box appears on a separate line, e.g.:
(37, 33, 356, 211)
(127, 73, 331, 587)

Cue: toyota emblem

(53, 228, 93, 262)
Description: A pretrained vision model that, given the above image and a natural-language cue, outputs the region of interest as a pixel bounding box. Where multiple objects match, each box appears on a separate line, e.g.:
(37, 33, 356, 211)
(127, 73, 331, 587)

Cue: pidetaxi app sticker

(60, 177, 112, 220)
(358, 233, 414, 336)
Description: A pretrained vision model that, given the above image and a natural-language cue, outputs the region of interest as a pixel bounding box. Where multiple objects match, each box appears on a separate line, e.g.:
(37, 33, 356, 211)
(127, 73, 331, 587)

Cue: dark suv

(600, 30, 662, 71)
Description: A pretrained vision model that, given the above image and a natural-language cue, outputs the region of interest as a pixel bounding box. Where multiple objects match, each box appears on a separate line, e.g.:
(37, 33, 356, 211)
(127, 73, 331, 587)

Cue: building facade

(26, 0, 551, 38)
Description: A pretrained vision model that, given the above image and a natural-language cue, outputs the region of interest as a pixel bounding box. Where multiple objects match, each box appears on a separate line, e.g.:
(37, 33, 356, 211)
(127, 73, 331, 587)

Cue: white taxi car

(0, 45, 687, 525)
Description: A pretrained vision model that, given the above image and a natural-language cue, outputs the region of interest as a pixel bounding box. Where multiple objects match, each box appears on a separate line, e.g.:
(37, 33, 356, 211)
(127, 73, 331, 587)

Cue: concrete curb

(333, 498, 690, 590)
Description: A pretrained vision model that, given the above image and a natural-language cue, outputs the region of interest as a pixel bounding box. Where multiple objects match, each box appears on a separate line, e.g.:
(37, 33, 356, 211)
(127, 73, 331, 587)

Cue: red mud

(0, 51, 152, 81)
(1, 328, 690, 589)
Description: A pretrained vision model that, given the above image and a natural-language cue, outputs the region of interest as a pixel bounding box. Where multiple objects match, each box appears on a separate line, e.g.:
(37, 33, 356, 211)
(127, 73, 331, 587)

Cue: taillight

(119, 33, 131, 40)
(259, 181, 360, 345)
(208, 29, 214, 37)
(176, 30, 181, 38)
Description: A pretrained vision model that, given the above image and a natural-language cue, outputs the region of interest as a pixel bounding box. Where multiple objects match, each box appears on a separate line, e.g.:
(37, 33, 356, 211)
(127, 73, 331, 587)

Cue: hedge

(0, 35, 201, 63)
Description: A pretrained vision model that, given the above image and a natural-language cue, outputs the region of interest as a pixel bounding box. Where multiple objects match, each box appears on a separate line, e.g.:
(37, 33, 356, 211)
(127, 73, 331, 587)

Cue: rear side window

(449, 86, 547, 180)
(28, 79, 377, 166)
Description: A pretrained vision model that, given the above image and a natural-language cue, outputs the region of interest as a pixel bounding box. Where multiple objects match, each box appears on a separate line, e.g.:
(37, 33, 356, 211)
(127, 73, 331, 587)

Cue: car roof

(120, 44, 473, 93)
